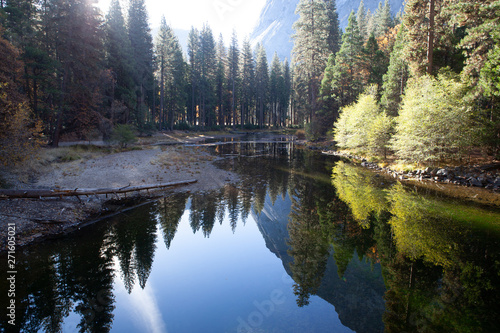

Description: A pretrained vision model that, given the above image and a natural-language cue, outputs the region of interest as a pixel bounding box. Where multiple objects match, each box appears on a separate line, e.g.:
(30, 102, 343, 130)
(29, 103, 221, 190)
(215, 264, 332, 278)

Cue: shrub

(333, 91, 393, 157)
(174, 122, 191, 131)
(295, 129, 306, 140)
(391, 74, 475, 163)
(305, 121, 322, 142)
(110, 124, 137, 148)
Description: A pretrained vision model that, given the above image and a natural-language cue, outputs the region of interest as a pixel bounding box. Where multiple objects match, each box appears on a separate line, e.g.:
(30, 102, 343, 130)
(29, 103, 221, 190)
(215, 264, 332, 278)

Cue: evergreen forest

(0, 0, 499, 165)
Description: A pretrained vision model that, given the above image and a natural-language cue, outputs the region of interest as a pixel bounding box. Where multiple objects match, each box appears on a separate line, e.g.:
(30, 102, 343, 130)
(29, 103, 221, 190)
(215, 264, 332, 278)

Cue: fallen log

(0, 179, 198, 199)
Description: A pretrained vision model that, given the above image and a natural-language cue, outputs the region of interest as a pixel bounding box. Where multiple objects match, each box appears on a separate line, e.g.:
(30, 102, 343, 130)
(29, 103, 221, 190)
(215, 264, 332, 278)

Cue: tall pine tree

(105, 0, 135, 124)
(128, 0, 154, 127)
(227, 30, 239, 128)
(255, 44, 269, 128)
(240, 37, 255, 127)
(155, 17, 186, 130)
(292, 0, 341, 125)
(325, 11, 364, 108)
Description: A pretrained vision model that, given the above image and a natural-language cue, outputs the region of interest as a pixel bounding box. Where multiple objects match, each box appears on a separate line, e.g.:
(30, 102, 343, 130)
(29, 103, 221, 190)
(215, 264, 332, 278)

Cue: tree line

(293, 0, 499, 163)
(1, 0, 499, 165)
(0, 0, 293, 165)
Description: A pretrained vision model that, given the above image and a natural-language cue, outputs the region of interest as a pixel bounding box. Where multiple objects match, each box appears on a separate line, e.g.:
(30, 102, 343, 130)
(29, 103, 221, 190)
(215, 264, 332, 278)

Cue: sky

(97, 0, 267, 42)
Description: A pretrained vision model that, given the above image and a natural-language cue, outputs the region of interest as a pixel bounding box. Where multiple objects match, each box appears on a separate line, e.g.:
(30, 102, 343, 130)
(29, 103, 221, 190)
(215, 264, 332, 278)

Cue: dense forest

(294, 0, 499, 163)
(0, 0, 499, 165)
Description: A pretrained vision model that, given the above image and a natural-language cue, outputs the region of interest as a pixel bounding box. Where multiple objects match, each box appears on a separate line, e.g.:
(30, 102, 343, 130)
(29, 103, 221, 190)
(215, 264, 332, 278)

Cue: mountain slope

(250, 0, 405, 62)
(250, 0, 299, 62)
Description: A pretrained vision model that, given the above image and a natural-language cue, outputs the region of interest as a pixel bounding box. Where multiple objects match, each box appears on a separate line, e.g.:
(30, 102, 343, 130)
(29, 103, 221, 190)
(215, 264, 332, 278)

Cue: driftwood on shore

(0, 179, 198, 200)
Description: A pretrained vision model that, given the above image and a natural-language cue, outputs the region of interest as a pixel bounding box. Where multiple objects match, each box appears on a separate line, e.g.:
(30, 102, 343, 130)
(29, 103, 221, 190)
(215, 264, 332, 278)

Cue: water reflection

(1, 144, 500, 332)
(332, 161, 500, 332)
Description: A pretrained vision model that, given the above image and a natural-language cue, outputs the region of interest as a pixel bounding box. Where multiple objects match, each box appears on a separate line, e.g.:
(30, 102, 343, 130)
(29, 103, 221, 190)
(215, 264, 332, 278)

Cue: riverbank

(0, 131, 244, 250)
(322, 150, 500, 205)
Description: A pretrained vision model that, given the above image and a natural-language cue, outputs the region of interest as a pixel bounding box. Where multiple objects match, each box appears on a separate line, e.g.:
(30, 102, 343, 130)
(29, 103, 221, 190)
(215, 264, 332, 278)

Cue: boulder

(494, 177, 500, 186)
(468, 177, 483, 187)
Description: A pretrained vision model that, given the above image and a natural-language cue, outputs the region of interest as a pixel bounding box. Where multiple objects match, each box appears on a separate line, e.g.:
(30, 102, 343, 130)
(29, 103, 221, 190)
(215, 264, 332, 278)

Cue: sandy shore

(0, 133, 240, 250)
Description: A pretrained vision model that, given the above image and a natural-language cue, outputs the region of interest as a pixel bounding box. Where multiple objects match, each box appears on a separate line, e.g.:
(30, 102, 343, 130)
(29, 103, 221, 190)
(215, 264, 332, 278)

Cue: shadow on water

(1, 141, 500, 332)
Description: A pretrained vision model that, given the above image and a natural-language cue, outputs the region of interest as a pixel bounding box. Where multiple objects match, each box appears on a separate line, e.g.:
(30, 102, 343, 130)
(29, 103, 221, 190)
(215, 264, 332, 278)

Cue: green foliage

(305, 120, 322, 142)
(105, 0, 135, 108)
(380, 25, 409, 116)
(174, 122, 191, 131)
(328, 12, 365, 107)
(333, 90, 393, 157)
(128, 0, 155, 126)
(362, 33, 389, 96)
(255, 44, 269, 128)
(293, 0, 341, 125)
(332, 161, 389, 227)
(111, 124, 137, 148)
(391, 73, 475, 162)
(155, 17, 186, 130)
(480, 40, 500, 99)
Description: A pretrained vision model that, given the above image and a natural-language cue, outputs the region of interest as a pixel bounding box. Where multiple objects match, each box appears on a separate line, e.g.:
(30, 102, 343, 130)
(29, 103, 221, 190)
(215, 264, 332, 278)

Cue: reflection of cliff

(253, 194, 385, 333)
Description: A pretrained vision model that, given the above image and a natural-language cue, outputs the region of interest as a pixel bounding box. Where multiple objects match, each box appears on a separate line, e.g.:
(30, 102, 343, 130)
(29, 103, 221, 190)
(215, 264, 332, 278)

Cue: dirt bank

(0, 133, 241, 250)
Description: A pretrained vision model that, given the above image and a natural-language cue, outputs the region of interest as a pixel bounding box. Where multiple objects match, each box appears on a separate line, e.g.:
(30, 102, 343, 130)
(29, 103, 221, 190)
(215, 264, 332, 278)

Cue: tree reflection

(0, 221, 116, 332)
(286, 151, 338, 307)
(157, 193, 189, 249)
(111, 204, 157, 292)
(331, 161, 388, 227)
(331, 161, 500, 332)
(3, 144, 500, 332)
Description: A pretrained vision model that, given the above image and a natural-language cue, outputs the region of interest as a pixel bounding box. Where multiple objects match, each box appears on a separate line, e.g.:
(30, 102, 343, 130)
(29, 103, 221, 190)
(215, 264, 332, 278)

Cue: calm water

(2, 139, 500, 333)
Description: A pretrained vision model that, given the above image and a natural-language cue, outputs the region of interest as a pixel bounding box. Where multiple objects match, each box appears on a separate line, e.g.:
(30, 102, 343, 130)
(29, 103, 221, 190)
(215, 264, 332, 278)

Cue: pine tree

(105, 0, 134, 123)
(378, 0, 393, 36)
(2, 0, 36, 47)
(255, 44, 269, 128)
(324, 0, 341, 55)
(240, 38, 255, 127)
(215, 34, 227, 127)
(292, 0, 341, 124)
(47, 0, 104, 146)
(281, 59, 292, 127)
(327, 11, 365, 107)
(362, 33, 388, 93)
(187, 27, 201, 126)
(155, 17, 186, 130)
(370, 1, 393, 38)
(357, 0, 369, 42)
(227, 30, 239, 128)
(403, 0, 451, 76)
(128, 0, 154, 127)
(447, 0, 500, 156)
(270, 53, 282, 127)
(199, 24, 217, 127)
(380, 25, 409, 116)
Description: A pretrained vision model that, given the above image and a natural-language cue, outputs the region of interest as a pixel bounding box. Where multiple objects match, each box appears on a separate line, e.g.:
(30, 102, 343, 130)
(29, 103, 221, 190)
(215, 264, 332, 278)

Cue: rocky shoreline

(323, 150, 500, 192)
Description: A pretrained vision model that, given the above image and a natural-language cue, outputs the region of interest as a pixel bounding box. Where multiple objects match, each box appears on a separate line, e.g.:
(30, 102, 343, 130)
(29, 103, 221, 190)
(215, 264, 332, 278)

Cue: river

(1, 138, 500, 332)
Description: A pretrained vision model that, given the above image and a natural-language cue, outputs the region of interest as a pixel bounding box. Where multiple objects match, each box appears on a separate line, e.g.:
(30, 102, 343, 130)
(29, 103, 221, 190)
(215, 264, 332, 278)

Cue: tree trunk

(0, 180, 198, 199)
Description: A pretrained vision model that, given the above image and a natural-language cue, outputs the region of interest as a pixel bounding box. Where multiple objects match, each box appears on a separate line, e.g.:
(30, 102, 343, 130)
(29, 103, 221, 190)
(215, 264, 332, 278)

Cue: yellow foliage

(331, 161, 388, 227)
(0, 99, 43, 165)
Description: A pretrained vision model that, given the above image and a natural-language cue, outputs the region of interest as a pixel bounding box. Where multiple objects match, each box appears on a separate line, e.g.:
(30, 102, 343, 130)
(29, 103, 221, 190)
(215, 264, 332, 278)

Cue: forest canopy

(0, 0, 499, 164)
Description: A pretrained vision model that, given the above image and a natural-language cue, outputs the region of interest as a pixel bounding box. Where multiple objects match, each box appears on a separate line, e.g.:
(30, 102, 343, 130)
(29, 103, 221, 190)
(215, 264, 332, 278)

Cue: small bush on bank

(110, 124, 137, 148)
(295, 129, 306, 140)
(333, 91, 393, 157)
(391, 74, 475, 163)
(174, 122, 191, 131)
